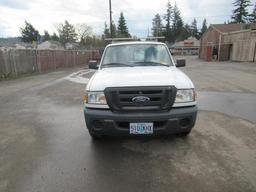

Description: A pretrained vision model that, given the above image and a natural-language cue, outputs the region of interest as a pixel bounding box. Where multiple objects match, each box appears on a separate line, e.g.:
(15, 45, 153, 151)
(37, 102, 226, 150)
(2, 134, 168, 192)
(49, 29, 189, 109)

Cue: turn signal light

(83, 95, 88, 104)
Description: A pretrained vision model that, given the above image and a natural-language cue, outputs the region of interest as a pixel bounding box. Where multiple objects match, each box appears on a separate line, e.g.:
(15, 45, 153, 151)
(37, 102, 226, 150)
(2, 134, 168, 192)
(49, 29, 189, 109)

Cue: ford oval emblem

(132, 96, 150, 103)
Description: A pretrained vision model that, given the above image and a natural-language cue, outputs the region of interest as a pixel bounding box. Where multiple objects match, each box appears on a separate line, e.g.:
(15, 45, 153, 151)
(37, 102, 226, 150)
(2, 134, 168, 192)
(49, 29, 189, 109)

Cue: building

(37, 41, 64, 50)
(14, 44, 26, 49)
(65, 42, 79, 50)
(170, 37, 200, 55)
(0, 37, 30, 50)
(199, 23, 256, 62)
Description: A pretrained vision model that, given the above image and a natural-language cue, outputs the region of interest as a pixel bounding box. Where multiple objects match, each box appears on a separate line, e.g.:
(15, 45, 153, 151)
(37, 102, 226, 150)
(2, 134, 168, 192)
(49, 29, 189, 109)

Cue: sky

(0, 0, 254, 38)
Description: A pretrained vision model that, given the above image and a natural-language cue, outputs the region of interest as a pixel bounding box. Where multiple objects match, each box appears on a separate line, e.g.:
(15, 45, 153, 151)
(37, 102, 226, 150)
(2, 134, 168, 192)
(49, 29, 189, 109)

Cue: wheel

(178, 130, 191, 137)
(88, 129, 103, 140)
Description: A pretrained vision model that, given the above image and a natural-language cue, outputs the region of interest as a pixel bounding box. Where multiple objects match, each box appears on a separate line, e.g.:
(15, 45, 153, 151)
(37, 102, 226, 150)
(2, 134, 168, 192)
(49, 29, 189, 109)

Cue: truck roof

(106, 41, 166, 47)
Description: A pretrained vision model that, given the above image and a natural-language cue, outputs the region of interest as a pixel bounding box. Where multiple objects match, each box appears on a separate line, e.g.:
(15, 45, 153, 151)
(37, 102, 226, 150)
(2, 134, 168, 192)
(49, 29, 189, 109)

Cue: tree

(152, 14, 163, 37)
(190, 18, 199, 39)
(76, 23, 92, 45)
(43, 30, 50, 41)
(200, 19, 208, 38)
(84, 35, 104, 48)
(51, 33, 59, 41)
(20, 21, 40, 43)
(103, 22, 111, 38)
(117, 12, 131, 37)
(232, 0, 251, 23)
(111, 21, 117, 38)
(249, 2, 256, 22)
(172, 3, 184, 41)
(57, 20, 77, 48)
(183, 24, 192, 39)
(164, 0, 174, 42)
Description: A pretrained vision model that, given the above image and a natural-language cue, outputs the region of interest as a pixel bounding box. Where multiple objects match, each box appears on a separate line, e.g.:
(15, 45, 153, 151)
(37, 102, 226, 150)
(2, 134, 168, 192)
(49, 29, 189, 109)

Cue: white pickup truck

(83, 41, 197, 139)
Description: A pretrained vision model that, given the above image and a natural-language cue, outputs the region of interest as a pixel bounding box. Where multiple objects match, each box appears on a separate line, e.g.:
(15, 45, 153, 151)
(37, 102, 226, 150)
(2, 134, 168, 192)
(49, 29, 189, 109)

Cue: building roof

(211, 23, 247, 33)
(37, 40, 63, 50)
(171, 36, 200, 48)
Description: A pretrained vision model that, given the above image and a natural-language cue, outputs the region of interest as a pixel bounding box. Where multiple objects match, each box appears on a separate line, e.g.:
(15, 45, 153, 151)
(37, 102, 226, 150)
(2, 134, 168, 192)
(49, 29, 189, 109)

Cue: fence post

(12, 50, 18, 76)
(73, 51, 75, 66)
(0, 50, 6, 78)
(37, 50, 41, 73)
(65, 51, 67, 67)
(90, 45, 92, 60)
(2, 50, 9, 77)
(53, 50, 56, 70)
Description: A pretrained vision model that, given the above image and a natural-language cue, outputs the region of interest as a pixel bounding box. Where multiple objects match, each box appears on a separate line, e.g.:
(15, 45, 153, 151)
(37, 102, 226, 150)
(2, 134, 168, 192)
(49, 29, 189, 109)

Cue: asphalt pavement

(0, 57, 256, 192)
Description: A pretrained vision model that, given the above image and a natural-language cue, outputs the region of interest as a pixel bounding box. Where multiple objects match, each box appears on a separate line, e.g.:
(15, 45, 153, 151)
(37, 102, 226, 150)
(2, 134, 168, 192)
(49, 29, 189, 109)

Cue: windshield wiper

(102, 62, 133, 68)
(133, 61, 170, 67)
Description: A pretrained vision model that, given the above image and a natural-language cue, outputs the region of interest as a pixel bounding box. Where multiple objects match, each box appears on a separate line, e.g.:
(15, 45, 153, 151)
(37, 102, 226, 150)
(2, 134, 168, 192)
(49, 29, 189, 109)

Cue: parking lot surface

(0, 56, 256, 192)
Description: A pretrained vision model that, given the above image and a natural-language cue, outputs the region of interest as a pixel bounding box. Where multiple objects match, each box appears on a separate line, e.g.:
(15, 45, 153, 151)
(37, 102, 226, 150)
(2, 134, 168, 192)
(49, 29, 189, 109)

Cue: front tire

(88, 129, 103, 139)
(178, 129, 191, 137)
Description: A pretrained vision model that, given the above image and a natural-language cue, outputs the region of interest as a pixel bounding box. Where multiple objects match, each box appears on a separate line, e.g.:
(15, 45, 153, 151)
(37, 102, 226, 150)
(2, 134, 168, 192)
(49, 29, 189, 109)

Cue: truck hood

(87, 66, 194, 91)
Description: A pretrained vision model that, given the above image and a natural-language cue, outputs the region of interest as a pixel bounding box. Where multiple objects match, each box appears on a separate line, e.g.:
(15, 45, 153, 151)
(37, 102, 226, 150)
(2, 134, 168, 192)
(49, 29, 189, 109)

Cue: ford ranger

(84, 42, 197, 139)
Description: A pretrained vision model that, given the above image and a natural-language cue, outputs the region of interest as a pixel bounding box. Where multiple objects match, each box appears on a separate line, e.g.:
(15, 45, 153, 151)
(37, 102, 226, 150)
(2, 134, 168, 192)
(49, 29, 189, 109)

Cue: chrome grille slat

(119, 93, 163, 98)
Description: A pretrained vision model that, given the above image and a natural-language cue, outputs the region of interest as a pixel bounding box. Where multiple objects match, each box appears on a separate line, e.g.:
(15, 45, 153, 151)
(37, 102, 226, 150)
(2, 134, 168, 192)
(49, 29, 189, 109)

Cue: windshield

(101, 44, 173, 67)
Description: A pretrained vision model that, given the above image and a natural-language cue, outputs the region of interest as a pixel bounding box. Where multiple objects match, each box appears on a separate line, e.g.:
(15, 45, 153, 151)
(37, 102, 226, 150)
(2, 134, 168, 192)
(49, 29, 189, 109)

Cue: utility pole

(109, 0, 113, 38)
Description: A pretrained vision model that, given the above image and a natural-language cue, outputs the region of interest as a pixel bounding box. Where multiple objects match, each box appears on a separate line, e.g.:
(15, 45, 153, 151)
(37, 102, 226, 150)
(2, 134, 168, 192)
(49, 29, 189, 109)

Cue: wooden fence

(0, 49, 101, 78)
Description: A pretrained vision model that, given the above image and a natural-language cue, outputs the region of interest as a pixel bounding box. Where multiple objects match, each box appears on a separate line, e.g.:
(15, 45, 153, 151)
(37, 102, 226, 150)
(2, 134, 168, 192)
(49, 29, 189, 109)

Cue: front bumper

(84, 106, 197, 136)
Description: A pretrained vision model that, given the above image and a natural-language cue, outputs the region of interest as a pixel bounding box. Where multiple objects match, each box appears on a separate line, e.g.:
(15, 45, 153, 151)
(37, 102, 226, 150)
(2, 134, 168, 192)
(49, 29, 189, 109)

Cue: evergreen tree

(57, 20, 77, 48)
(190, 18, 199, 39)
(200, 19, 208, 37)
(181, 24, 192, 39)
(43, 30, 50, 41)
(152, 13, 163, 37)
(164, 0, 174, 42)
(232, 0, 251, 23)
(117, 12, 131, 38)
(51, 33, 59, 41)
(224, 20, 231, 24)
(20, 21, 40, 43)
(249, 2, 256, 22)
(172, 3, 184, 41)
(111, 21, 117, 38)
(103, 22, 111, 38)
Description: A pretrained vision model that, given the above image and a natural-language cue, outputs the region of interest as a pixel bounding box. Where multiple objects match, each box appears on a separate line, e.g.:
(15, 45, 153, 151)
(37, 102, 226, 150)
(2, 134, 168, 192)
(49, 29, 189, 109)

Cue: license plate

(129, 123, 153, 134)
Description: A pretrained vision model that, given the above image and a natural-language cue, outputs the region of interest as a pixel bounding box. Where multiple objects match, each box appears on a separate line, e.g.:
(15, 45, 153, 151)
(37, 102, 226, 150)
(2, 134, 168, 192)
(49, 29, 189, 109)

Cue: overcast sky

(0, 0, 254, 38)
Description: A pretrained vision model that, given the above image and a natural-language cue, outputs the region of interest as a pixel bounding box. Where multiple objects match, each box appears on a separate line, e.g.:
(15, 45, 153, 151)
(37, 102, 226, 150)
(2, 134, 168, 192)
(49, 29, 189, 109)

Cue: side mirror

(176, 59, 186, 67)
(88, 60, 99, 69)
(99, 48, 104, 57)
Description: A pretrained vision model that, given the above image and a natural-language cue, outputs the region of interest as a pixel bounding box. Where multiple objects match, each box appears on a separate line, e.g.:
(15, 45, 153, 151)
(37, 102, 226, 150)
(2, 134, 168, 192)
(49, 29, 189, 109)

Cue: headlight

(85, 92, 107, 105)
(175, 89, 195, 103)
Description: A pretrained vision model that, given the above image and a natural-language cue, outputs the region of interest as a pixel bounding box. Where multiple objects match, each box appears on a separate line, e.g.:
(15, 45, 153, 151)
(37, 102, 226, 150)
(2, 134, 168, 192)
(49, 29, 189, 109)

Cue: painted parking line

(64, 69, 96, 84)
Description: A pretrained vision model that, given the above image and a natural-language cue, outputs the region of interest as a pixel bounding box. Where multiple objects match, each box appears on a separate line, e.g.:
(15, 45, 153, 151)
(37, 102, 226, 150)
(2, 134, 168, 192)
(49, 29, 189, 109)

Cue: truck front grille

(104, 86, 177, 111)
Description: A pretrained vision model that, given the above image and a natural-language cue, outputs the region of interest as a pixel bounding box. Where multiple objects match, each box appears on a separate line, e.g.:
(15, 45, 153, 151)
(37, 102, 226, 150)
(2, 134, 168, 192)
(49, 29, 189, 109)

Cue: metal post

(218, 34, 221, 62)
(253, 42, 256, 62)
(109, 0, 113, 38)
